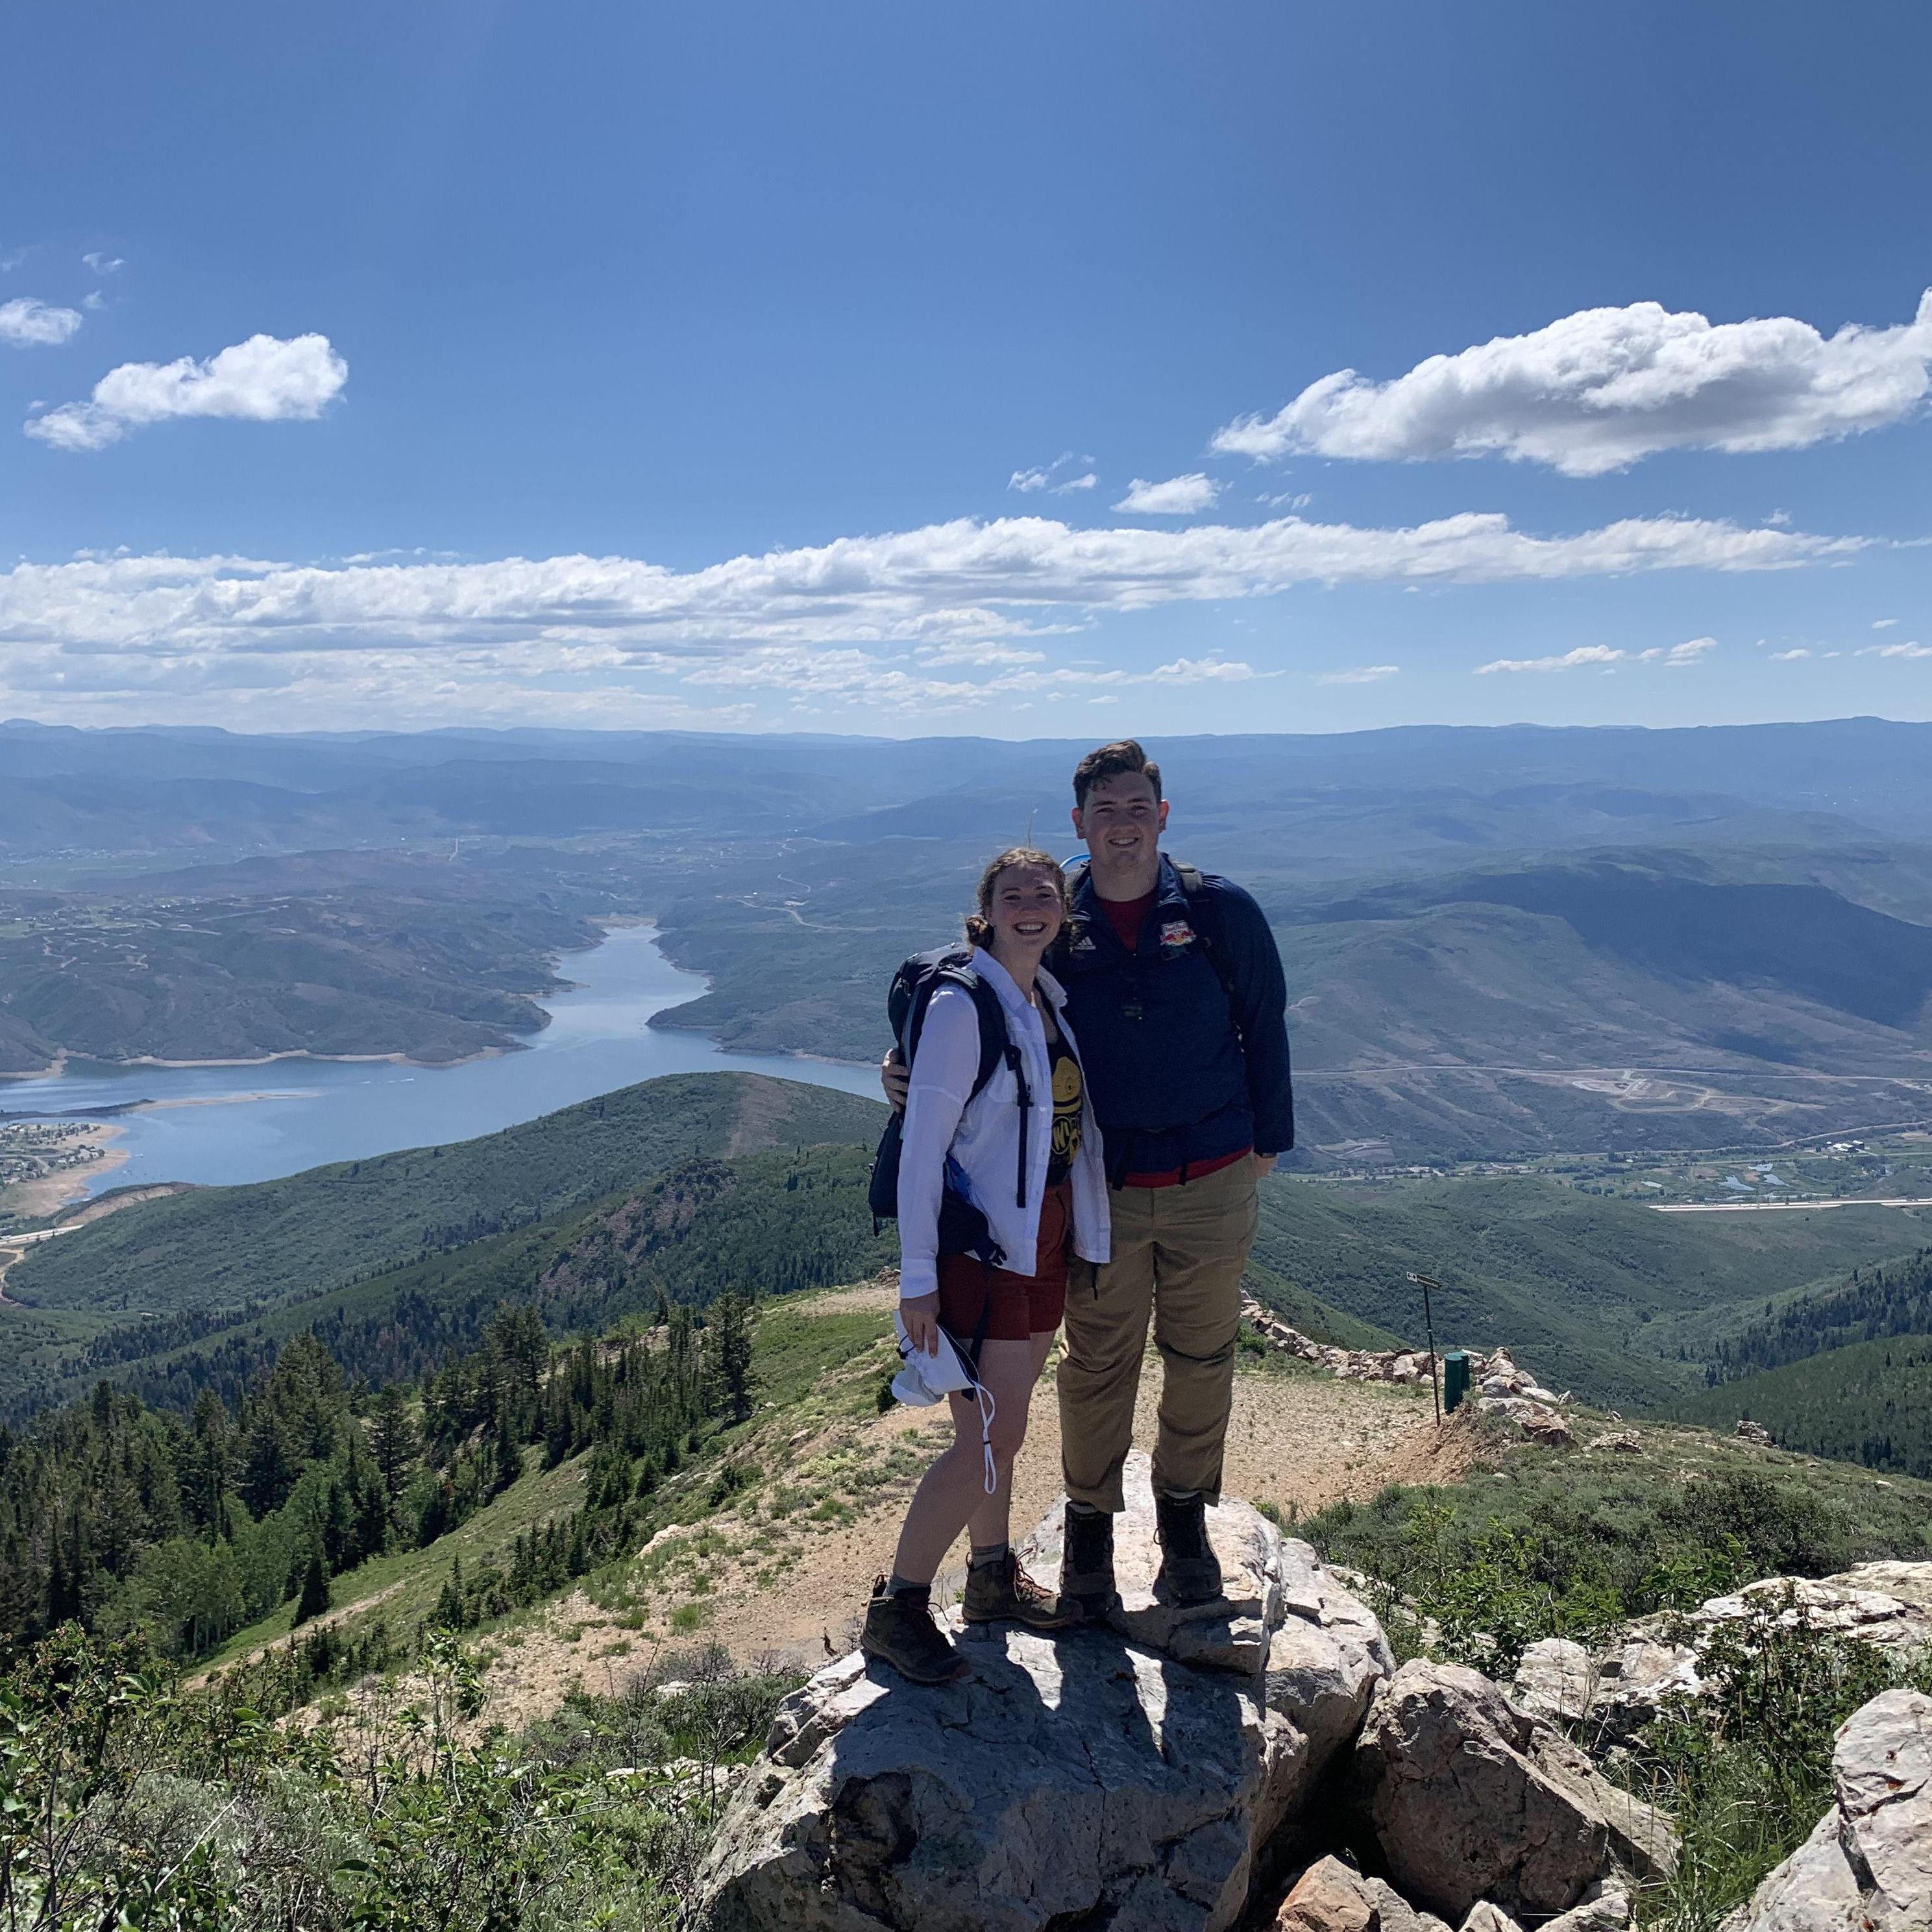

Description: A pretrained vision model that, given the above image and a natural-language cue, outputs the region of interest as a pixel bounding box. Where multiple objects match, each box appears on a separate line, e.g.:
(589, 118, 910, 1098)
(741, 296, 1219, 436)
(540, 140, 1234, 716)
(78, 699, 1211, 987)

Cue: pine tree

(713, 1291, 755, 1422)
(364, 1383, 419, 1511)
(292, 1545, 331, 1627)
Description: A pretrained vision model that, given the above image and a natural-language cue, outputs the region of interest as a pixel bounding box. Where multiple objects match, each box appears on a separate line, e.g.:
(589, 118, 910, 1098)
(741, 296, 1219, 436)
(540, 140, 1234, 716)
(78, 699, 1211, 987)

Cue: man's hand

(881, 1047, 909, 1114)
(900, 1290, 942, 1356)
(1253, 1151, 1278, 1181)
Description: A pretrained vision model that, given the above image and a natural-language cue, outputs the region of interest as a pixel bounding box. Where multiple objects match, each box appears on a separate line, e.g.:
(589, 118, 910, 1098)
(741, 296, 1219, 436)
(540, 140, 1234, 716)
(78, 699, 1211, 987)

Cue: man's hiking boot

(963, 1551, 1083, 1631)
(860, 1576, 970, 1685)
(1060, 1502, 1116, 1617)
(1155, 1491, 1224, 1606)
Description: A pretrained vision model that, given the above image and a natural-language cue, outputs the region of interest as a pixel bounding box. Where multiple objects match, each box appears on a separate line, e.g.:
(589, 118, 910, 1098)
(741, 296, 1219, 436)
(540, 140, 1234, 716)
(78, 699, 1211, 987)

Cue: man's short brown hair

(1073, 739, 1163, 809)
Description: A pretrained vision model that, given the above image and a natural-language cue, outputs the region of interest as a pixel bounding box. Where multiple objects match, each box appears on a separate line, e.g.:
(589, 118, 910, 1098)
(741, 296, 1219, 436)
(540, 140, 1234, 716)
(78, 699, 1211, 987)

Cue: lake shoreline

(0, 923, 885, 1201)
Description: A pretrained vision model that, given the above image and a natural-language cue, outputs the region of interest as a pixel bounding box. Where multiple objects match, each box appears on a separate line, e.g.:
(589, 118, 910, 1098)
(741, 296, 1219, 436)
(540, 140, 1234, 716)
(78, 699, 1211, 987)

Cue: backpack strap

(904, 963, 1009, 1105)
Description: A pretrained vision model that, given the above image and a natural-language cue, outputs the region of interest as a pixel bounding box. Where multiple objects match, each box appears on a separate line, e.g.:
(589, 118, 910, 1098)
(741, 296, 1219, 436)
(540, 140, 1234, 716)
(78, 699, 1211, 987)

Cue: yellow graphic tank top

(1047, 1034, 1082, 1184)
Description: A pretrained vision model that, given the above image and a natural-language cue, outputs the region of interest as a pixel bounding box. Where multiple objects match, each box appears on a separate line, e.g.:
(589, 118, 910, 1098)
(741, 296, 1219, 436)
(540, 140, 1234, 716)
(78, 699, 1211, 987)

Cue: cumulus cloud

(1317, 664, 1399, 685)
(0, 298, 82, 348)
(1214, 291, 1932, 476)
(1054, 472, 1097, 493)
(25, 332, 347, 450)
(0, 507, 1863, 724)
(1860, 640, 1931, 659)
(1009, 466, 1052, 493)
(1114, 472, 1221, 515)
(82, 252, 124, 275)
(1770, 648, 1811, 661)
(1874, 617, 1899, 628)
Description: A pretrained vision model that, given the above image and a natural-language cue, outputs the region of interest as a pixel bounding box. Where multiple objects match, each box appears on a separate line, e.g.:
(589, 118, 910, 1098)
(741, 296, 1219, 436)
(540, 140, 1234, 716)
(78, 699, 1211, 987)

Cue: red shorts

(936, 1179, 1072, 1343)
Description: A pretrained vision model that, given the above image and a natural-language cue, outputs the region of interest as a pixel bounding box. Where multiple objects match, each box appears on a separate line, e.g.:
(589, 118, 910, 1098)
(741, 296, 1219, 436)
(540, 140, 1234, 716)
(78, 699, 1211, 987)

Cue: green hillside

(35, 1147, 896, 1422)
(1251, 1177, 1931, 1407)
(10, 1071, 884, 1320)
(1677, 1334, 1932, 1476)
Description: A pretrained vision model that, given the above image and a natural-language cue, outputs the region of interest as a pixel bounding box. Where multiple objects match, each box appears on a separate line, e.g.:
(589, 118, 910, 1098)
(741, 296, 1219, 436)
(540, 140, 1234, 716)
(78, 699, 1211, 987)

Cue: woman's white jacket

(897, 947, 1110, 1303)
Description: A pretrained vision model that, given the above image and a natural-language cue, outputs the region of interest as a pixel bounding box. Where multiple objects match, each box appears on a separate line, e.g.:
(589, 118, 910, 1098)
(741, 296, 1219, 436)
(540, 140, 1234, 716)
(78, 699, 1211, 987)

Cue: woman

(860, 848, 1110, 1685)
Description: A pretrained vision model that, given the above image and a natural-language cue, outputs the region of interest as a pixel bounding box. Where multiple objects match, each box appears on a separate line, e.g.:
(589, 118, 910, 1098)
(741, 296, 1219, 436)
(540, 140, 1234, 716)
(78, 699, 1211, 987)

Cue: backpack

(866, 947, 1032, 1257)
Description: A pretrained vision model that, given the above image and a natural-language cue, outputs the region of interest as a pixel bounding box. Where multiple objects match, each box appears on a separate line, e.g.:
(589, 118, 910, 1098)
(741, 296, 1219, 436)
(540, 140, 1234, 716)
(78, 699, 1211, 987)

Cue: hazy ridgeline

(6, 717, 1932, 1161)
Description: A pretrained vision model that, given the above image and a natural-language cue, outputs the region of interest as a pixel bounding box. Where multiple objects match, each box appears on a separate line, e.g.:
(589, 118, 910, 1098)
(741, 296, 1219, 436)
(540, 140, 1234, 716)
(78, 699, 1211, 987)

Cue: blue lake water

(1, 925, 879, 1195)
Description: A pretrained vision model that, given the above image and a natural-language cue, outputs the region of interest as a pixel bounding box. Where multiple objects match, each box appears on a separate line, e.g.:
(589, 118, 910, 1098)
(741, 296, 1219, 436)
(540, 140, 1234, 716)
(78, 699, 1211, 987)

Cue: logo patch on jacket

(1159, 920, 1195, 948)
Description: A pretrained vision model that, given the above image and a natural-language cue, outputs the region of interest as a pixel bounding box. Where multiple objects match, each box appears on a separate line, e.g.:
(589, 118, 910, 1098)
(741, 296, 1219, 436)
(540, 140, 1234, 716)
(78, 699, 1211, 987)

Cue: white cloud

(1476, 645, 1626, 674)
(914, 640, 1049, 666)
(0, 298, 82, 348)
(1859, 641, 1931, 659)
(1477, 635, 1719, 674)
(1010, 451, 1095, 495)
(25, 332, 347, 450)
(1874, 617, 1899, 628)
(1770, 648, 1811, 661)
(1114, 472, 1221, 515)
(82, 252, 124, 275)
(1317, 663, 1399, 685)
(1214, 290, 1932, 476)
(0, 507, 1866, 724)
(0, 249, 26, 273)
(1634, 635, 1718, 666)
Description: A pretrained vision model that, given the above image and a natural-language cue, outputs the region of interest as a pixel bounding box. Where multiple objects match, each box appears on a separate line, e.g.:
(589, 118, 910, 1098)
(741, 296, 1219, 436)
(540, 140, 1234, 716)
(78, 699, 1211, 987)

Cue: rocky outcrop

(1238, 1297, 1571, 1441)
(1350, 1661, 1618, 1923)
(696, 1459, 1394, 1932)
(1723, 1688, 1931, 1931)
(1510, 1567, 1932, 1745)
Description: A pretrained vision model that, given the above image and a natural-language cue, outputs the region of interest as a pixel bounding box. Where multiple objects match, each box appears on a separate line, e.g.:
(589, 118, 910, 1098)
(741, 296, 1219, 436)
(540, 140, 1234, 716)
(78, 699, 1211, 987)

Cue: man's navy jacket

(1053, 853, 1293, 1184)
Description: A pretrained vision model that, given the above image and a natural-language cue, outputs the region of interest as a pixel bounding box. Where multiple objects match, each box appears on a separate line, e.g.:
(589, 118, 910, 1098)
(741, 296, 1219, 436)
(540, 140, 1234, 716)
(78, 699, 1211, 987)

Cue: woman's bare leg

(964, 1328, 1056, 1552)
(889, 1336, 1046, 1586)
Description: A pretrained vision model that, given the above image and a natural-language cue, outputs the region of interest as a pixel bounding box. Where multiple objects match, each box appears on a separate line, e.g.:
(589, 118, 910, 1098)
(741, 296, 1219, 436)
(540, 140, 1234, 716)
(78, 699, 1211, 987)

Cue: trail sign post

(1407, 1272, 1443, 1427)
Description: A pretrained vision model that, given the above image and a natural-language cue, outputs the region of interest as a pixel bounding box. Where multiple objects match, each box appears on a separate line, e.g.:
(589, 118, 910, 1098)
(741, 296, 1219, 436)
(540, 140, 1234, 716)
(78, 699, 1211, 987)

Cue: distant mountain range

(5, 716, 1932, 1156)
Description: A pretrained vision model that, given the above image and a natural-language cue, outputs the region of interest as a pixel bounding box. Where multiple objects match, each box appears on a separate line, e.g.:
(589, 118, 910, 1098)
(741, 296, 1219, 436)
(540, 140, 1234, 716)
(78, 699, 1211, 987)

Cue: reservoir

(1, 925, 880, 1197)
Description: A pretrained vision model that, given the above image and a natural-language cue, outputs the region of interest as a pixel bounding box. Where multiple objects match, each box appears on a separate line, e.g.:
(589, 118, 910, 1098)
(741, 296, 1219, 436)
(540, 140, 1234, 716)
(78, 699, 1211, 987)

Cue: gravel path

(470, 1291, 1484, 1726)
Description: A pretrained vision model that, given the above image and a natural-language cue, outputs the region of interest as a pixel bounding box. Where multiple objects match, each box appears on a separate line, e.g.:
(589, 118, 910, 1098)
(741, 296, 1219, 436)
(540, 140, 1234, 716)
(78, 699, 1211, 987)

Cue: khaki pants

(1058, 1156, 1259, 1511)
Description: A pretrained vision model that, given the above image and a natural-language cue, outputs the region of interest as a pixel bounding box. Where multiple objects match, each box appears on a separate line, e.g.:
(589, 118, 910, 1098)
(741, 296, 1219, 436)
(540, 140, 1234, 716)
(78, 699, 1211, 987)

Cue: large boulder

(1351, 1661, 1613, 1923)
(697, 1463, 1393, 1932)
(1017, 1454, 1285, 1676)
(1820, 1561, 1932, 1615)
(1725, 1688, 1931, 1932)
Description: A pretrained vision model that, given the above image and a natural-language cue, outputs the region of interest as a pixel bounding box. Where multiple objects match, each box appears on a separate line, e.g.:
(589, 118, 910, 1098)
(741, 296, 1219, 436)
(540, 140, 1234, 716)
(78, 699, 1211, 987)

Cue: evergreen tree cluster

(0, 1288, 757, 1664)
(1705, 1247, 1932, 1382)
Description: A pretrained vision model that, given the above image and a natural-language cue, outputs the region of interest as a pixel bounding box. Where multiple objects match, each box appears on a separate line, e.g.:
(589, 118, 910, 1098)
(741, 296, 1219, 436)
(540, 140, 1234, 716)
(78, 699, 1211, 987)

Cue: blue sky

(2, 1, 1929, 735)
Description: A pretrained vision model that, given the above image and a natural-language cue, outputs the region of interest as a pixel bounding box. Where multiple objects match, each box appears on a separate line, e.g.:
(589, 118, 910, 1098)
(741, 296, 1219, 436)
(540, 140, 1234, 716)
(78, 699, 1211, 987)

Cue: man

(885, 739, 1292, 1611)
(1050, 740, 1291, 1609)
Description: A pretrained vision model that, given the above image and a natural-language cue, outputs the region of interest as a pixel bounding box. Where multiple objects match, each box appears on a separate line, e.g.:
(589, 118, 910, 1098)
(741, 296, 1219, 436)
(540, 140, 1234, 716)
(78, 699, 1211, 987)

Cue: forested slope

(1251, 1178, 1929, 1408)
(10, 1073, 884, 1320)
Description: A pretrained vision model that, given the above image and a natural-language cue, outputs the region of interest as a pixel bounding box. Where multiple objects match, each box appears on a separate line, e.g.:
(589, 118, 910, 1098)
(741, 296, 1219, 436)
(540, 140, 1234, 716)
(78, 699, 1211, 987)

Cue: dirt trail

(469, 1284, 1483, 1731)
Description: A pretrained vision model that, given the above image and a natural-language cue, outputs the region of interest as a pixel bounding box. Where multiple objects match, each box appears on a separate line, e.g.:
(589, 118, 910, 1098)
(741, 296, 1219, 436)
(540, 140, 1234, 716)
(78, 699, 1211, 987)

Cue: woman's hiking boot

(962, 1550, 1083, 1630)
(1154, 1491, 1224, 1606)
(860, 1576, 970, 1685)
(1060, 1502, 1117, 1617)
